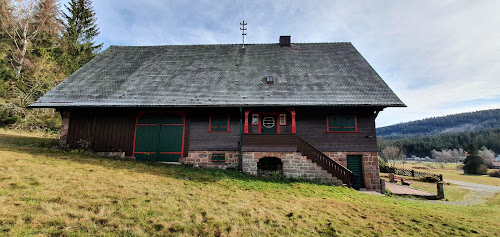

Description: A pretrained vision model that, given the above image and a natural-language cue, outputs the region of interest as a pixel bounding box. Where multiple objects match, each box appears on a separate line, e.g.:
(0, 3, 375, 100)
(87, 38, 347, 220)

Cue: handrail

(296, 135, 353, 187)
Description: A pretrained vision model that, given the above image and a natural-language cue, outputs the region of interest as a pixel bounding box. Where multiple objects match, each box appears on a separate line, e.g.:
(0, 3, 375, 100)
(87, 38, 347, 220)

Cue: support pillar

(287, 108, 296, 134)
(244, 109, 250, 134)
(60, 111, 70, 149)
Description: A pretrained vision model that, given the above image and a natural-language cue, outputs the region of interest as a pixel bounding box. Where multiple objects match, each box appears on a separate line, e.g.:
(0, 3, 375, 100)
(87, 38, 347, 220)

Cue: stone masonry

(242, 152, 343, 185)
(183, 150, 380, 190)
(324, 151, 380, 191)
(184, 151, 239, 169)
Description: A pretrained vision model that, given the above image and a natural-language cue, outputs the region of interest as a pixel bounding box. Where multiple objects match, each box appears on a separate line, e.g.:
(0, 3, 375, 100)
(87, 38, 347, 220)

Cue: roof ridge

(108, 42, 353, 48)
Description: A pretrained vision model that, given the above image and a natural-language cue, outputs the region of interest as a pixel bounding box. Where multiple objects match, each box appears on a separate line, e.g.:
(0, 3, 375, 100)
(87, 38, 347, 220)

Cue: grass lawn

(1, 130, 500, 236)
(394, 162, 500, 186)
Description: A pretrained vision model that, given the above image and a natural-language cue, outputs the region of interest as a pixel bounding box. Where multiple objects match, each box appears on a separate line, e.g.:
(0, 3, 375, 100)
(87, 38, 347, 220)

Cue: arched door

(133, 112, 185, 162)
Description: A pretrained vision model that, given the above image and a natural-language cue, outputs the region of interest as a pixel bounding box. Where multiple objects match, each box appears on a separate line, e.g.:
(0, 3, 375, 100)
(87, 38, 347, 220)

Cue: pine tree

(463, 144, 488, 175)
(60, 0, 102, 75)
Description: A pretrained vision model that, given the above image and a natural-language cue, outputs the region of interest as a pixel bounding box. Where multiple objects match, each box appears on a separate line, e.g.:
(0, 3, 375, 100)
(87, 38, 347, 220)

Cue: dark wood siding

(66, 109, 136, 156)
(187, 108, 241, 151)
(65, 107, 377, 156)
(295, 108, 377, 152)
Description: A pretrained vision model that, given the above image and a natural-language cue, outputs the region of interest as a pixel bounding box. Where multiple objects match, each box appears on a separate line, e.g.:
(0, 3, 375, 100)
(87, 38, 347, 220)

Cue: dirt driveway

(434, 179, 500, 205)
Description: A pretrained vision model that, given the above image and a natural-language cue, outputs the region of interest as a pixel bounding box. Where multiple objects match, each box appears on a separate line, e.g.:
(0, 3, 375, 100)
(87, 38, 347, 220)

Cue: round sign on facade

(263, 117, 275, 128)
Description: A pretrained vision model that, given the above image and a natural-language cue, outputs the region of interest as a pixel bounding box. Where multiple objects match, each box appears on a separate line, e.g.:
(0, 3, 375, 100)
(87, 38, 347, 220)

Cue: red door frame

(132, 111, 186, 159)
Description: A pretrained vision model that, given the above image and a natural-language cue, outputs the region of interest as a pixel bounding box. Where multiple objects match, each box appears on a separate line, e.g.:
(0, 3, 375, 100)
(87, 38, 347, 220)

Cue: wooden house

(30, 36, 405, 190)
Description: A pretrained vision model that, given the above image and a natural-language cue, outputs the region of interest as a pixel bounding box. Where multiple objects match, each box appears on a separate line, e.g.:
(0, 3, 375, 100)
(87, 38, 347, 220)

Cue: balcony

(241, 134, 297, 152)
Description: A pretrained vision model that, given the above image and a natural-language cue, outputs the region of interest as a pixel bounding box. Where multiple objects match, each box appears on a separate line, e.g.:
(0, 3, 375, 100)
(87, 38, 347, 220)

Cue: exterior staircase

(296, 135, 353, 187)
(242, 134, 353, 187)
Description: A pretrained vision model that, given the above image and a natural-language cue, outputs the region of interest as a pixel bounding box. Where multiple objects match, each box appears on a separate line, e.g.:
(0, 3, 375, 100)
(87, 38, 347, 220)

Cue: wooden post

(389, 173, 395, 183)
(60, 111, 70, 149)
(411, 170, 415, 177)
(286, 108, 296, 134)
(437, 182, 445, 199)
(439, 174, 443, 181)
(380, 179, 386, 194)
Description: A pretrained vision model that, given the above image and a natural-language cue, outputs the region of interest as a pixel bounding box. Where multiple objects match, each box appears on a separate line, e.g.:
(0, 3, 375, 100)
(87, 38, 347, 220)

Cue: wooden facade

(63, 107, 378, 157)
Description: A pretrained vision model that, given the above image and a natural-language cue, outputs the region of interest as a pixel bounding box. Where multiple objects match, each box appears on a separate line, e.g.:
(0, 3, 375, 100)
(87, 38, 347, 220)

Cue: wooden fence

(380, 166, 443, 181)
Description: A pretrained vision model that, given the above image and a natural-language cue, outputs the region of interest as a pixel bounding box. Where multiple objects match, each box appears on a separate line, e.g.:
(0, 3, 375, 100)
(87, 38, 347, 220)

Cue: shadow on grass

(0, 133, 338, 189)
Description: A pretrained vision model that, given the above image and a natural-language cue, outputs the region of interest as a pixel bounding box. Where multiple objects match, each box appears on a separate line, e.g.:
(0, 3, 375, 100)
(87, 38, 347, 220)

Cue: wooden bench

(394, 176, 411, 186)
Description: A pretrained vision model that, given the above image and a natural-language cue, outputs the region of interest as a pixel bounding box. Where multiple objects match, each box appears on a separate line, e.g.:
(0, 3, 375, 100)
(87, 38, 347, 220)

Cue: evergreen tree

(463, 144, 488, 175)
(60, 0, 102, 75)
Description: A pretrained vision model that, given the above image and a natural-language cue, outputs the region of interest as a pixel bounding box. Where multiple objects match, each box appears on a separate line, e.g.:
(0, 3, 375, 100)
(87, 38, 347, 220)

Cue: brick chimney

(279, 36, 291, 46)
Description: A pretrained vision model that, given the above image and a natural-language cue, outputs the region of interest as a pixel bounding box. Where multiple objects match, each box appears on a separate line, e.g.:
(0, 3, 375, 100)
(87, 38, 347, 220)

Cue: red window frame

(326, 113, 358, 133)
(251, 113, 259, 126)
(209, 112, 230, 132)
(279, 114, 287, 126)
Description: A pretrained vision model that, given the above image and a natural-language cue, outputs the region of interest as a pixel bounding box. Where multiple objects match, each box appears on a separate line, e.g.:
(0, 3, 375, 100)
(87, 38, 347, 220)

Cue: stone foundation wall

(323, 151, 380, 191)
(183, 150, 380, 190)
(242, 152, 342, 185)
(184, 151, 239, 169)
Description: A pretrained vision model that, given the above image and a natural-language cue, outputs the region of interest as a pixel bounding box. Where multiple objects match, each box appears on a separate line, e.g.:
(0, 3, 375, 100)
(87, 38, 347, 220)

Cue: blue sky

(68, 0, 500, 127)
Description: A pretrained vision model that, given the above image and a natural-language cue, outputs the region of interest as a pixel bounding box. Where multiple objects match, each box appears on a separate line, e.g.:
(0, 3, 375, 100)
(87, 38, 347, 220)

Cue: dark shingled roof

(30, 43, 405, 108)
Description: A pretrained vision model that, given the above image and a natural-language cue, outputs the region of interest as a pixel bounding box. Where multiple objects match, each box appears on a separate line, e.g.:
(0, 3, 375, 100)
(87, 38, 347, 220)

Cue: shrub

(420, 176, 440, 183)
(488, 170, 500, 178)
(378, 157, 387, 169)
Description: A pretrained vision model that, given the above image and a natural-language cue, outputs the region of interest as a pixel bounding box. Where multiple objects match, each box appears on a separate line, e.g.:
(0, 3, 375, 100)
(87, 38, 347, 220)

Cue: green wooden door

(134, 112, 184, 162)
(158, 113, 184, 162)
(347, 155, 364, 189)
(261, 116, 277, 133)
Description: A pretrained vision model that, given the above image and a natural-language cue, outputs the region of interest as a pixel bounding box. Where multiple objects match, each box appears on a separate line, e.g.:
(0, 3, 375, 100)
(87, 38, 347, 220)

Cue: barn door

(347, 155, 364, 189)
(134, 112, 184, 162)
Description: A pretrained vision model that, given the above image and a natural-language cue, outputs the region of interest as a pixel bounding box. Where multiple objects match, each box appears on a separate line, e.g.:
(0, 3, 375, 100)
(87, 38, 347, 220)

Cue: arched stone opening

(257, 157, 283, 177)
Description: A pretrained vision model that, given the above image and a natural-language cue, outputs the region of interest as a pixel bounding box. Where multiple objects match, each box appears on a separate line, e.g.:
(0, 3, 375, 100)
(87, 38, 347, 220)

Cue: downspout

(238, 107, 243, 172)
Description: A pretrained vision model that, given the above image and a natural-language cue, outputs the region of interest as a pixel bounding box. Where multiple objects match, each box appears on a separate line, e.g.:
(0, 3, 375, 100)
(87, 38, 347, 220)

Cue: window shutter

(210, 113, 229, 132)
(328, 114, 356, 132)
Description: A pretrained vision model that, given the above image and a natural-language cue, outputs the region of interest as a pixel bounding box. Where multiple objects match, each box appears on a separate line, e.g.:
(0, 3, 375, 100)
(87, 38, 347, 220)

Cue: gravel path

(444, 179, 500, 193)
(430, 179, 500, 206)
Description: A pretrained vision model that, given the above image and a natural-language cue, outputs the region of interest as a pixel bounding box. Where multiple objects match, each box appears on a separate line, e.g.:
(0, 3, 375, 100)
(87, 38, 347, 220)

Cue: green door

(134, 112, 184, 162)
(347, 155, 364, 189)
(261, 116, 277, 134)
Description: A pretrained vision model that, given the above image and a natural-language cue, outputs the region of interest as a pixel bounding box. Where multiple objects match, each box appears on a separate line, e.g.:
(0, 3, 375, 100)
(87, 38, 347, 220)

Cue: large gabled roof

(30, 42, 405, 108)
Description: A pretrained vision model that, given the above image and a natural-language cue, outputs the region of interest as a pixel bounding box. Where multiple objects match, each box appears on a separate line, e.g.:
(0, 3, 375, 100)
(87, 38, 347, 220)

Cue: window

(279, 114, 287, 125)
(251, 114, 259, 125)
(211, 153, 225, 163)
(327, 114, 357, 132)
(209, 113, 230, 132)
(266, 76, 274, 84)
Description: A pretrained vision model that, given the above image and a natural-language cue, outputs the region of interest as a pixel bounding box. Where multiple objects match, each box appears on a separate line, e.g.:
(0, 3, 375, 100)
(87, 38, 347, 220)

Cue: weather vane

(240, 20, 247, 48)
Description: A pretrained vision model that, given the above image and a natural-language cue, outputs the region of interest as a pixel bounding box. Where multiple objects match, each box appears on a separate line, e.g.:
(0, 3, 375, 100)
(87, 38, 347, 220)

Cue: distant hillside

(378, 127, 500, 157)
(377, 109, 500, 139)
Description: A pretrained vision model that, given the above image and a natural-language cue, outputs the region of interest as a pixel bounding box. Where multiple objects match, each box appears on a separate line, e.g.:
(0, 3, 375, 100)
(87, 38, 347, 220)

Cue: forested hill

(377, 109, 500, 139)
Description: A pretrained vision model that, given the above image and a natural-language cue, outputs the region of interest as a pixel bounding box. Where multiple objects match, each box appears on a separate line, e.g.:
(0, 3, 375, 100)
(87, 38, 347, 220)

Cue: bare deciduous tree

(0, 0, 56, 79)
(478, 147, 495, 168)
(382, 146, 404, 167)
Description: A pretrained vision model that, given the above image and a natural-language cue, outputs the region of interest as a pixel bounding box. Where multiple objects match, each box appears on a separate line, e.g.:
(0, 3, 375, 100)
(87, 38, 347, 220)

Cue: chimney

(279, 36, 291, 46)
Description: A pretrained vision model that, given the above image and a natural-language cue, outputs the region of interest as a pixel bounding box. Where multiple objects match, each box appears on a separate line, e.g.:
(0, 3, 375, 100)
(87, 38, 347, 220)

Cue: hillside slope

(1, 131, 500, 236)
(377, 109, 500, 138)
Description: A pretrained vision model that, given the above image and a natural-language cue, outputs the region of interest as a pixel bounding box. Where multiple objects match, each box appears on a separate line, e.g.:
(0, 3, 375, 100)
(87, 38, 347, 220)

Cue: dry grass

(1, 131, 500, 236)
(394, 162, 500, 186)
